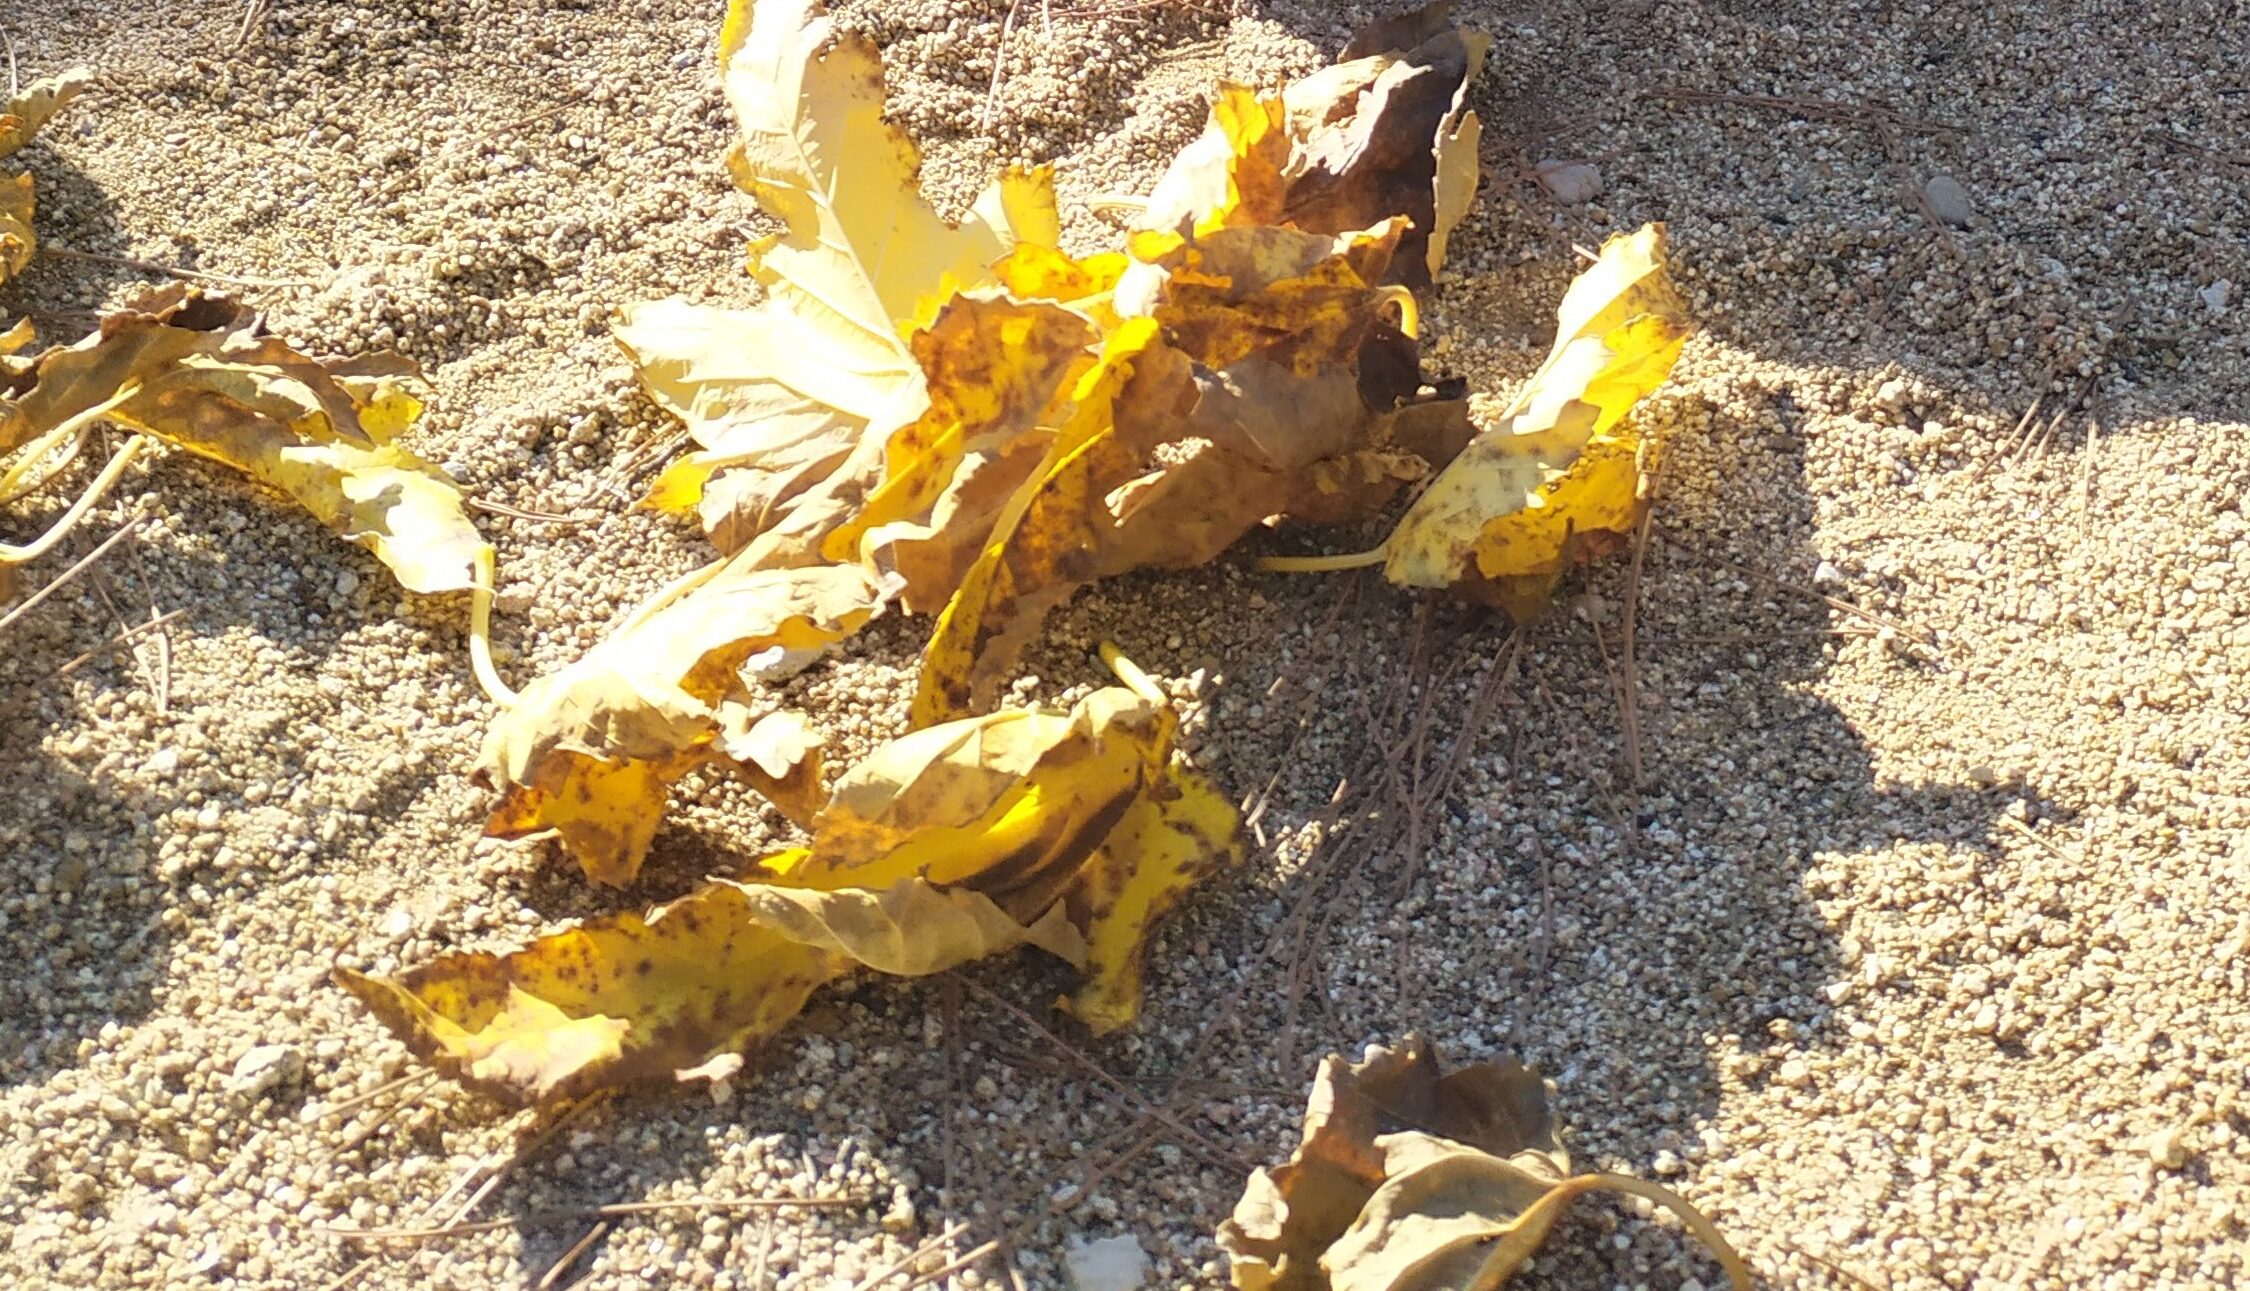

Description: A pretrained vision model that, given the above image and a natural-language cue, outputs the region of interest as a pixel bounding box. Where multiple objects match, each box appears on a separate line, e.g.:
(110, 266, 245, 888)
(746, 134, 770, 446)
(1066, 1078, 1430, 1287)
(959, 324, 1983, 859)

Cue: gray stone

(1535, 159, 1604, 206)
(1923, 173, 1974, 226)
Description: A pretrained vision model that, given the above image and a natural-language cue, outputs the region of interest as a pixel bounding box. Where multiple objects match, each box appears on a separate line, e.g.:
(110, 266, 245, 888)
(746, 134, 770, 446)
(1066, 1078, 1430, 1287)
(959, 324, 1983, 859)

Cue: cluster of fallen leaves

(1222, 1037, 1751, 1290)
(4, 0, 1737, 1280)
(331, 0, 1693, 1109)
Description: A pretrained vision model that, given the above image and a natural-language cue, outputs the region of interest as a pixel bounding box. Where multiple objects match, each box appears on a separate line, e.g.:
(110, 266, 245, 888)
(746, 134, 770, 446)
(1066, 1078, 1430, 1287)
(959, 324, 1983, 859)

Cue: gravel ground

(3, 1, 2247, 1288)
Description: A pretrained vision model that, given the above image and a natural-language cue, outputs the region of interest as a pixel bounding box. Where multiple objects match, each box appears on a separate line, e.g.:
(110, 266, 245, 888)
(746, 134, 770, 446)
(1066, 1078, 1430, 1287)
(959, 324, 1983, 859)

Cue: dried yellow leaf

(1266, 223, 1691, 615)
(914, 321, 1197, 724)
(335, 876, 1074, 1104)
(1059, 763, 1243, 1035)
(820, 292, 1097, 611)
(0, 173, 33, 288)
(0, 286, 489, 595)
(1379, 224, 1689, 599)
(477, 562, 879, 886)
(637, 0, 1059, 551)
(352, 649, 1238, 1104)
(0, 66, 92, 161)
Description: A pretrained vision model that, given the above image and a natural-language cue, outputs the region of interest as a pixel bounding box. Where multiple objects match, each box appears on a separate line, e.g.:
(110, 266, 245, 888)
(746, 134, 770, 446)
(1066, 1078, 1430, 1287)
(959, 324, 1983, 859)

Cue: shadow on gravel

(1, 147, 142, 330)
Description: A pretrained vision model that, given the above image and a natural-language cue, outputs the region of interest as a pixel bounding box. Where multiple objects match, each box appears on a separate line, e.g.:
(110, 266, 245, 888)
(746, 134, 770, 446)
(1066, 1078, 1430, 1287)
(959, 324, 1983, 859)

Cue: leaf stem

(466, 547, 519, 707)
(0, 434, 150, 564)
(1096, 640, 1164, 704)
(1257, 547, 1386, 573)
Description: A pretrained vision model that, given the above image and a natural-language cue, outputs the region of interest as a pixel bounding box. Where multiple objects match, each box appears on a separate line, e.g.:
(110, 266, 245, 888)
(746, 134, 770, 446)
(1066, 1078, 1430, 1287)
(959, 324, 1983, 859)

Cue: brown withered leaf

(477, 562, 880, 887)
(1220, 1037, 1752, 1291)
(1134, 8, 1486, 285)
(918, 223, 1468, 721)
(1284, 4, 1489, 285)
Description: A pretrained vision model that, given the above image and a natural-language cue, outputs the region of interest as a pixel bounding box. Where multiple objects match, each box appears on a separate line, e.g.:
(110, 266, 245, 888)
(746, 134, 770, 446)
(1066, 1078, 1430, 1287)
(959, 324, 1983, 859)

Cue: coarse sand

(2, 0, 2246, 1288)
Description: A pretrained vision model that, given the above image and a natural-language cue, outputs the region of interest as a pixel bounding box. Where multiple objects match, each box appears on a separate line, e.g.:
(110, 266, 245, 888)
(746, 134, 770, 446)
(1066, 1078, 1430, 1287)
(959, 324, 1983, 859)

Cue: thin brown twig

(0, 518, 141, 636)
(50, 606, 187, 676)
(42, 246, 318, 290)
(982, 0, 1027, 135)
(962, 979, 1254, 1175)
(1619, 501, 1656, 791)
(85, 569, 161, 707)
(313, 1070, 439, 1121)
(119, 537, 172, 714)
(1655, 526, 1938, 652)
(536, 1220, 611, 1289)
(1648, 86, 1965, 251)
(466, 496, 594, 525)
(847, 1220, 973, 1291)
(319, 1195, 864, 1243)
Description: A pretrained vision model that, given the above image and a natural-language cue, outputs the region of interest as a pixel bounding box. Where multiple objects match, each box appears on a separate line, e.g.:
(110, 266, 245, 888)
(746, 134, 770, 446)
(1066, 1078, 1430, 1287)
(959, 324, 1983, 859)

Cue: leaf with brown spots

(1220, 1036, 1753, 1291)
(348, 648, 1240, 1103)
(335, 875, 1080, 1105)
(476, 563, 879, 886)
(915, 221, 1468, 723)
(817, 291, 1097, 612)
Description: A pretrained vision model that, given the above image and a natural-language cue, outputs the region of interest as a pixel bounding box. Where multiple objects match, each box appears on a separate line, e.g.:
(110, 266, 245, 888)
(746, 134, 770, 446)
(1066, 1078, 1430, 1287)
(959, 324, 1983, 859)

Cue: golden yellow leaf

(0, 286, 490, 595)
(616, 296, 920, 555)
(780, 669, 1182, 924)
(913, 321, 1197, 724)
(1138, 84, 1292, 236)
(477, 562, 879, 886)
(1265, 224, 1690, 614)
(1220, 1036, 1752, 1291)
(0, 173, 33, 288)
(335, 876, 1071, 1105)
(0, 66, 92, 161)
(628, 0, 1059, 552)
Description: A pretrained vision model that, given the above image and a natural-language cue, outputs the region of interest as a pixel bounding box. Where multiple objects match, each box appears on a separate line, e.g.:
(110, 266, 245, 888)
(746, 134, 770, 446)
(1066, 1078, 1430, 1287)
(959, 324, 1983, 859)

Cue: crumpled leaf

(0, 67, 92, 291)
(1058, 761, 1243, 1034)
(1135, 8, 1485, 284)
(1265, 223, 1690, 618)
(0, 285, 488, 594)
(1220, 1036, 1752, 1291)
(631, 0, 1057, 552)
(820, 291, 1097, 611)
(0, 67, 92, 161)
(917, 222, 1470, 721)
(335, 876, 1081, 1104)
(347, 649, 1239, 1103)
(476, 562, 879, 886)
